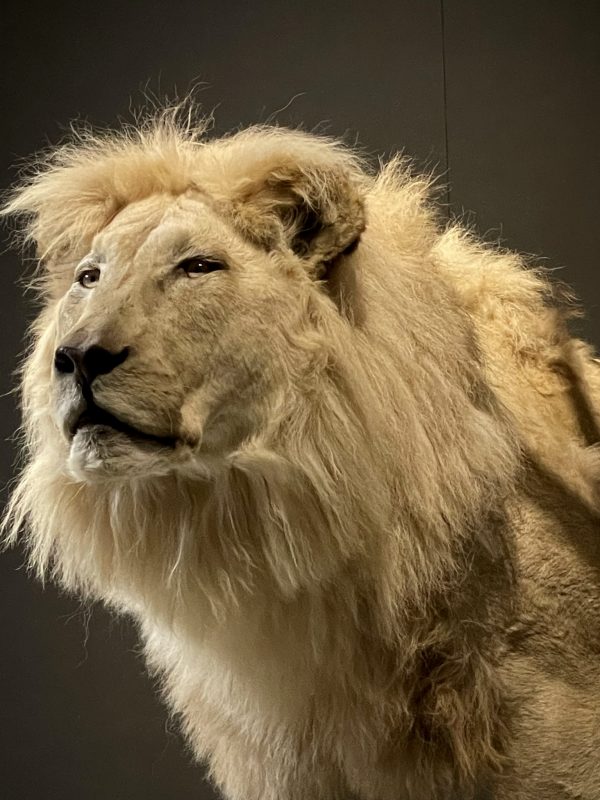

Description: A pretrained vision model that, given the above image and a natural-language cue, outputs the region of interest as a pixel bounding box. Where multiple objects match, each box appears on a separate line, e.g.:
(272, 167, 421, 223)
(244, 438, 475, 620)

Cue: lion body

(3, 112, 600, 799)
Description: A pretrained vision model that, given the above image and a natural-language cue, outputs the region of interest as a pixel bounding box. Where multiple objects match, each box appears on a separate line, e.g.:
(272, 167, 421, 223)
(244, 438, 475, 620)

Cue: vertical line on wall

(440, 0, 451, 216)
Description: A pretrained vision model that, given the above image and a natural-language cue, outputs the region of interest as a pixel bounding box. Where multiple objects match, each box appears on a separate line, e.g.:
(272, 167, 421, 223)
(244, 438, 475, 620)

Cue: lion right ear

(218, 130, 367, 275)
(0, 116, 203, 283)
(1, 158, 123, 273)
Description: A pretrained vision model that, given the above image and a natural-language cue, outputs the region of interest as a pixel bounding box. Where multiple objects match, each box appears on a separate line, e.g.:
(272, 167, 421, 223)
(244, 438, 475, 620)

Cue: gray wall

(1, 2, 598, 798)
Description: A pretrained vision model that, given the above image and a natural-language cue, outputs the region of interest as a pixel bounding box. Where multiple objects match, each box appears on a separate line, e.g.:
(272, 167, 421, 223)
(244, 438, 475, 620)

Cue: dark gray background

(1, 2, 598, 798)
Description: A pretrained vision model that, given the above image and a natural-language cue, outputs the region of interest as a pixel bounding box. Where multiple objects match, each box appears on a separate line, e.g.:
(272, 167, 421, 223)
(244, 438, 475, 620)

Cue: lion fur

(2, 107, 600, 799)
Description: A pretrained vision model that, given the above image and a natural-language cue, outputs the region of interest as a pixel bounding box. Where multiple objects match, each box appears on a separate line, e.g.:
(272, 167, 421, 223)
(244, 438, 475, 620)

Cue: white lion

(3, 107, 600, 800)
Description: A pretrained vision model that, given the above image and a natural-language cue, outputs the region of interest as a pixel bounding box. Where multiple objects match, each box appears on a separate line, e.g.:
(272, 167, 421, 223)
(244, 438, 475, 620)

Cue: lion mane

(3, 107, 600, 800)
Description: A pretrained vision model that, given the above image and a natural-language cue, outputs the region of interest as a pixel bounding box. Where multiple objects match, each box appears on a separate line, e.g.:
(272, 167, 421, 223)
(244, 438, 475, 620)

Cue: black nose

(54, 344, 130, 384)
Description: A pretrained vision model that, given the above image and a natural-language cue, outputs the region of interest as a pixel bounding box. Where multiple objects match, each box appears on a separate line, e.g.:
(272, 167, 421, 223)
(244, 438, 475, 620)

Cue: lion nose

(54, 344, 130, 384)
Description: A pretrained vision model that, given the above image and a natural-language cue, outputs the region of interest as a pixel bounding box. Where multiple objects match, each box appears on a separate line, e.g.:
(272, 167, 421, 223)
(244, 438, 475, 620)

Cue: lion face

(6, 125, 366, 484)
(52, 192, 315, 480)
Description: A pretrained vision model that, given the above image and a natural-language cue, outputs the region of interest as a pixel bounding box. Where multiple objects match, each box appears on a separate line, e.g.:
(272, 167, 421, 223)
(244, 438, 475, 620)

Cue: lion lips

(70, 401, 177, 448)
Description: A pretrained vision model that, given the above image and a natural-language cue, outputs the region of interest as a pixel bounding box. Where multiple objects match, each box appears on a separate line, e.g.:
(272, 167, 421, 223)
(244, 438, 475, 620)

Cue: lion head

(7, 117, 366, 486)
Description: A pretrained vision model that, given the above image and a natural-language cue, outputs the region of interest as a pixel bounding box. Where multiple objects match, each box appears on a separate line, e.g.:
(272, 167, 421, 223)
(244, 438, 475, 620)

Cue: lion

(2, 107, 600, 800)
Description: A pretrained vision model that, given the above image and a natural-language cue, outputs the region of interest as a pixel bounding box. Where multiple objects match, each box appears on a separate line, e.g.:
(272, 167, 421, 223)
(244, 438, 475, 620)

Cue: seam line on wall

(440, 0, 451, 216)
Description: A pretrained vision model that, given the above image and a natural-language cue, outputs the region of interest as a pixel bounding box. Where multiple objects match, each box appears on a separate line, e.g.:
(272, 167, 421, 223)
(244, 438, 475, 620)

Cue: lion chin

(66, 426, 173, 481)
(3, 104, 600, 800)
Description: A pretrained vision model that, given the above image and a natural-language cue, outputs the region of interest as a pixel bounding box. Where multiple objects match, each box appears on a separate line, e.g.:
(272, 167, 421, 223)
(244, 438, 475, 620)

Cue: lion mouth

(70, 402, 177, 448)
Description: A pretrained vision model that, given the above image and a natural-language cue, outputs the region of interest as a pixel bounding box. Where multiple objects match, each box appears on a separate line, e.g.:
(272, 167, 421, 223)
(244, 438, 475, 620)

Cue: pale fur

(3, 106, 600, 800)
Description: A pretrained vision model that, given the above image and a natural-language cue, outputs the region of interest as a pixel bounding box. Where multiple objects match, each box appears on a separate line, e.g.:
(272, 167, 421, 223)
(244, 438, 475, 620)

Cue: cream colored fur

(3, 107, 600, 800)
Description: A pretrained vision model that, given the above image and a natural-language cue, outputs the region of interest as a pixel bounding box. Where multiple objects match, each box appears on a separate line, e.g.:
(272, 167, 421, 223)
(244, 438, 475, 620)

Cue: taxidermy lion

(2, 107, 600, 800)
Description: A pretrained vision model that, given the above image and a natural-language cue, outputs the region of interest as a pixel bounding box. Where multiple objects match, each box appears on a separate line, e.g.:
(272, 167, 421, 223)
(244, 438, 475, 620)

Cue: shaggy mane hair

(3, 106, 600, 800)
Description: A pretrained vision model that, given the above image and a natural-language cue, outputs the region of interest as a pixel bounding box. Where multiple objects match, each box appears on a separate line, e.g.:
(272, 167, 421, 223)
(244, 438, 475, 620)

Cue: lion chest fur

(3, 113, 600, 800)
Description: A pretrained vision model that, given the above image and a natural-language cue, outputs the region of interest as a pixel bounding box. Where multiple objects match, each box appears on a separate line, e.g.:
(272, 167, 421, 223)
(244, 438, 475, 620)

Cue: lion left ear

(226, 136, 367, 272)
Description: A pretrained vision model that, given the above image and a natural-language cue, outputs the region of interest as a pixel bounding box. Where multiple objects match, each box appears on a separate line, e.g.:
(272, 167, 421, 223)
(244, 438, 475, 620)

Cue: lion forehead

(93, 192, 246, 270)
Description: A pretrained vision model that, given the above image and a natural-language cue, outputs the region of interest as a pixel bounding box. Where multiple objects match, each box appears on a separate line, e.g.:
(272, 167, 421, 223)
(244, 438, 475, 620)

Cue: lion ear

(227, 137, 366, 272)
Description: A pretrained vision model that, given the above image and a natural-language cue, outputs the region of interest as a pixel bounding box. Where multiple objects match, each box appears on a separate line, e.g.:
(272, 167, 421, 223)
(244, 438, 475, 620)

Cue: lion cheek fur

(3, 113, 600, 800)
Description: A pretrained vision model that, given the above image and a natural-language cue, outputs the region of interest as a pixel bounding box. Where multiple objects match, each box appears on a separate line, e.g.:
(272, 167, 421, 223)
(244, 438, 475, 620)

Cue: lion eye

(77, 267, 101, 289)
(178, 257, 225, 278)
